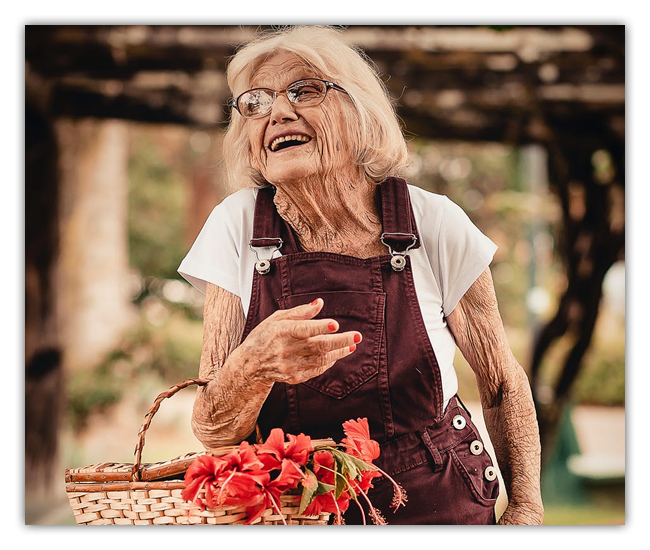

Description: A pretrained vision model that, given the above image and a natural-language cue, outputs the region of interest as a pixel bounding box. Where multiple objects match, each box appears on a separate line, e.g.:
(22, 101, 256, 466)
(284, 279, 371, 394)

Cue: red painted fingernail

(349, 344, 356, 352)
(353, 333, 362, 343)
(311, 299, 320, 306)
(328, 322, 337, 331)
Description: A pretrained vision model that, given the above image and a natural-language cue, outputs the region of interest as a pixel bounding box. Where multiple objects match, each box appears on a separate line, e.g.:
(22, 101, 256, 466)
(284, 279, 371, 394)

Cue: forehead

(250, 51, 319, 89)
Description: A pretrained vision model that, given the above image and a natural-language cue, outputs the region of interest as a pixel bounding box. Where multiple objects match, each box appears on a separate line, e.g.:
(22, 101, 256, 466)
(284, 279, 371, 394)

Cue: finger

(300, 331, 362, 355)
(287, 317, 342, 339)
(278, 298, 325, 321)
(290, 343, 358, 383)
(311, 343, 359, 372)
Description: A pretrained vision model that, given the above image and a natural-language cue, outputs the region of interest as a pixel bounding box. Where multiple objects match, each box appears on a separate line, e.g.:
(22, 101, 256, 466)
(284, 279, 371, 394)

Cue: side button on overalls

(241, 177, 499, 524)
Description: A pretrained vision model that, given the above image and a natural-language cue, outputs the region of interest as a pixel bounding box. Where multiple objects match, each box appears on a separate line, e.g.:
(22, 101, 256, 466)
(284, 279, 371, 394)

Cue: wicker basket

(65, 378, 331, 525)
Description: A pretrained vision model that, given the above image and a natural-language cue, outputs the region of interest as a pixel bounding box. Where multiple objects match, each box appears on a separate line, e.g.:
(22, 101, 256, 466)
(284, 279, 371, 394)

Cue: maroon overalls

(241, 177, 499, 524)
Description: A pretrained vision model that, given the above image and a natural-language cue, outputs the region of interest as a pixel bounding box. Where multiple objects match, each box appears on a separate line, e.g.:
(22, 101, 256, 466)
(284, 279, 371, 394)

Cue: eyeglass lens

(237, 79, 328, 118)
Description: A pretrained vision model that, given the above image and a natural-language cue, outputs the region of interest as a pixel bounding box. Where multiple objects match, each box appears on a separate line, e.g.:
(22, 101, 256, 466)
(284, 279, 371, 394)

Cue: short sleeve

(177, 188, 256, 296)
(437, 197, 497, 316)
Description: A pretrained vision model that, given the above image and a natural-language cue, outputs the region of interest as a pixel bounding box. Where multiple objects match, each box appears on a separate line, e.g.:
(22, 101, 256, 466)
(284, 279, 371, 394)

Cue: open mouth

(269, 134, 312, 152)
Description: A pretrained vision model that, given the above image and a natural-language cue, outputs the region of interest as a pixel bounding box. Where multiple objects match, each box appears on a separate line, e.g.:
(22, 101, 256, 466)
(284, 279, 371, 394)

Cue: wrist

(229, 345, 273, 391)
(498, 499, 544, 525)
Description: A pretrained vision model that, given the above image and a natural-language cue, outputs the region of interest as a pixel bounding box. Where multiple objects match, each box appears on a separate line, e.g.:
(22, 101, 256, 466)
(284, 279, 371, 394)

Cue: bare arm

(192, 283, 361, 449)
(191, 283, 272, 448)
(446, 268, 544, 525)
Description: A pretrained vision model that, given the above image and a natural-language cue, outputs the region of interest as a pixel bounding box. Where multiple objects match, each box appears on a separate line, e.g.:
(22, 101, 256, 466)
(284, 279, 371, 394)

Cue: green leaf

(331, 449, 359, 480)
(315, 481, 335, 495)
(335, 469, 348, 499)
(347, 455, 377, 473)
(298, 469, 319, 514)
(331, 449, 376, 482)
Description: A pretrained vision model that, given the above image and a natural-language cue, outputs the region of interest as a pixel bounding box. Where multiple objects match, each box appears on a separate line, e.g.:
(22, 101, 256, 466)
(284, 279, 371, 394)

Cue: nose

(269, 93, 299, 124)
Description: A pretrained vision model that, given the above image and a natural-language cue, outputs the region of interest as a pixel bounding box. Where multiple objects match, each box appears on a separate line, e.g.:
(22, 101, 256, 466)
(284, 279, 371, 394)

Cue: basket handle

(132, 377, 210, 481)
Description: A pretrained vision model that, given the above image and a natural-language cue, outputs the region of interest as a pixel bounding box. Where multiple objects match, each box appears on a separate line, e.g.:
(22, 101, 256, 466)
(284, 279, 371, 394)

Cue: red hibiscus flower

(181, 417, 403, 525)
(221, 441, 265, 471)
(301, 450, 351, 520)
(181, 454, 221, 508)
(256, 428, 313, 470)
(244, 458, 306, 524)
(341, 418, 380, 462)
(302, 490, 351, 518)
(312, 450, 336, 485)
(181, 442, 269, 510)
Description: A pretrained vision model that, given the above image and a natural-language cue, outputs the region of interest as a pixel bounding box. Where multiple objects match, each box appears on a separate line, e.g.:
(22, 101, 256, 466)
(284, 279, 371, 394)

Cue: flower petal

(341, 418, 380, 461)
(284, 433, 313, 465)
(255, 428, 286, 469)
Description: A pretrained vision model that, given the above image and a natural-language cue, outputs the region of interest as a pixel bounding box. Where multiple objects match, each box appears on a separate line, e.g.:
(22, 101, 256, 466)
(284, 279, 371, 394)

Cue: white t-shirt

(178, 184, 497, 409)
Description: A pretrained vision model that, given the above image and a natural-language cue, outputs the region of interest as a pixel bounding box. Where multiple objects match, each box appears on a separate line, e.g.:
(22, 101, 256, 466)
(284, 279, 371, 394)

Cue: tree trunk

(25, 102, 63, 500)
(530, 126, 625, 465)
(54, 118, 136, 373)
(25, 116, 137, 504)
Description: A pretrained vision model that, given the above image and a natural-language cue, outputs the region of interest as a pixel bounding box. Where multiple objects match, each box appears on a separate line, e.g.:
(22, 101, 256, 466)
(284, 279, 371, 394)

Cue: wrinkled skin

(191, 52, 543, 524)
(446, 269, 544, 524)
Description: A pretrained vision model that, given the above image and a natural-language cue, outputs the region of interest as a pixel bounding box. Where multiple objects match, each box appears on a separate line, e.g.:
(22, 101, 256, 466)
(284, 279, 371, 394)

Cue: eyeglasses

(232, 78, 348, 119)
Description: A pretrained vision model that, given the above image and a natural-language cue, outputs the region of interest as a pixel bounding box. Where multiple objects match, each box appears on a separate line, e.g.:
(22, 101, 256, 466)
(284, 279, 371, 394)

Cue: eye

(288, 81, 323, 102)
(240, 90, 273, 115)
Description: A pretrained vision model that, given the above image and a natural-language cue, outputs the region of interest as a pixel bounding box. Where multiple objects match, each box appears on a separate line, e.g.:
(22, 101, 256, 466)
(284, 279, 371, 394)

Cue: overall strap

(250, 186, 284, 249)
(248, 186, 293, 274)
(380, 177, 421, 253)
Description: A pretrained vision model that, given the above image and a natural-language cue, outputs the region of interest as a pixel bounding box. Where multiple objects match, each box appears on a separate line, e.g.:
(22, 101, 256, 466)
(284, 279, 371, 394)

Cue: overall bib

(242, 177, 499, 524)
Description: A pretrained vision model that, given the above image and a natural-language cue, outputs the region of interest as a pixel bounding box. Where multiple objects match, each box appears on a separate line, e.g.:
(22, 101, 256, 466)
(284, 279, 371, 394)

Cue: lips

(268, 133, 312, 152)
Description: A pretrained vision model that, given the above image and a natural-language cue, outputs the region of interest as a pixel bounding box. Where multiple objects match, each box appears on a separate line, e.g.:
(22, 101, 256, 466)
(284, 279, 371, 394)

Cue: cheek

(246, 122, 266, 168)
(313, 108, 353, 165)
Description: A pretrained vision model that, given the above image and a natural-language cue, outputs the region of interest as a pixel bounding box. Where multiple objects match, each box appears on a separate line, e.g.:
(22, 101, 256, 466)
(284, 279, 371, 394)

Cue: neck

(272, 171, 384, 258)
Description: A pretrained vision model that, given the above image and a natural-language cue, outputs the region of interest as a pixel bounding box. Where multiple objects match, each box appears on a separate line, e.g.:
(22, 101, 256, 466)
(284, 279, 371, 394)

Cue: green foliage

(573, 341, 625, 406)
(144, 310, 204, 381)
(532, 316, 625, 407)
(408, 140, 624, 408)
(407, 140, 545, 329)
(67, 362, 126, 431)
(542, 504, 624, 525)
(66, 128, 206, 432)
(128, 133, 187, 280)
(66, 307, 203, 431)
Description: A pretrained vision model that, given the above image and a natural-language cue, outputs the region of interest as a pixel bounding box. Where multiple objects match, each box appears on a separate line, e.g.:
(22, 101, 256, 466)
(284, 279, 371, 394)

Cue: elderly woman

(178, 26, 543, 525)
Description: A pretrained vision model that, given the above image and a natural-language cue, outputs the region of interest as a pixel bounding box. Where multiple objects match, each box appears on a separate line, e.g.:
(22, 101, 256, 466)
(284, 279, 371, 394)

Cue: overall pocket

(277, 290, 386, 399)
(449, 436, 500, 503)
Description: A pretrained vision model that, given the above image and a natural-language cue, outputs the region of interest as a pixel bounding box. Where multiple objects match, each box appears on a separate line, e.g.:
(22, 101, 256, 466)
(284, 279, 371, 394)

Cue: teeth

(270, 134, 311, 152)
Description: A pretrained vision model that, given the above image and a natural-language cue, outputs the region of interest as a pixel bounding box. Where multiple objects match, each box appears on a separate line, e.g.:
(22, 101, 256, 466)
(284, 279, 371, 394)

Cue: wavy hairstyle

(222, 26, 410, 187)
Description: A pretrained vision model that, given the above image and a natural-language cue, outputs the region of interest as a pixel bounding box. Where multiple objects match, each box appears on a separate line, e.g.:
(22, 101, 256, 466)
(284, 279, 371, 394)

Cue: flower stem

(349, 480, 387, 525)
(267, 492, 288, 526)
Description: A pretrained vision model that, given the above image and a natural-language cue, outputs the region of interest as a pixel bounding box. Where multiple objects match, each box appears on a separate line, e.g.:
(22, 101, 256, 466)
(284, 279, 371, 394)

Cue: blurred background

(24, 25, 625, 525)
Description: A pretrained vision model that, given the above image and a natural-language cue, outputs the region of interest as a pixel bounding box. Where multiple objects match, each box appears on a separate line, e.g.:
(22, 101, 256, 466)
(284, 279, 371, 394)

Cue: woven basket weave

(65, 378, 331, 525)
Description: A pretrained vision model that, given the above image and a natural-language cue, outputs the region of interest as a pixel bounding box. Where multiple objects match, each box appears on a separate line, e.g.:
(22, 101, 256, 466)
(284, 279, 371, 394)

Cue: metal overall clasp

(380, 232, 417, 272)
(249, 238, 283, 274)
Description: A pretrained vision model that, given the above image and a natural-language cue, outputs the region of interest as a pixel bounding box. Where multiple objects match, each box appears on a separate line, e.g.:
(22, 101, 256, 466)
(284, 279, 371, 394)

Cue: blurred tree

(25, 95, 63, 500)
(128, 132, 186, 280)
(530, 130, 624, 462)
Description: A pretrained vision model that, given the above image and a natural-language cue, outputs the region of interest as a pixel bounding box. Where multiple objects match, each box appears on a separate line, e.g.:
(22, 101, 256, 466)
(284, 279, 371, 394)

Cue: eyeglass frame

(231, 78, 348, 119)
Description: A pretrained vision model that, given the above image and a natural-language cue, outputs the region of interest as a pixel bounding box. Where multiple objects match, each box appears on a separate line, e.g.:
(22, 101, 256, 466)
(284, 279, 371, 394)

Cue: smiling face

(244, 52, 355, 188)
